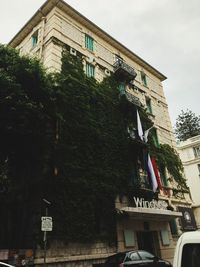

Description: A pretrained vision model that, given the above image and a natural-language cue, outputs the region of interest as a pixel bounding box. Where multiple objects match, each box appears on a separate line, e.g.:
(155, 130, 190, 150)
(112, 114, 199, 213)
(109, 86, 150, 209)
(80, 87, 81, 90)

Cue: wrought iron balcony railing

(125, 91, 142, 107)
(113, 60, 137, 82)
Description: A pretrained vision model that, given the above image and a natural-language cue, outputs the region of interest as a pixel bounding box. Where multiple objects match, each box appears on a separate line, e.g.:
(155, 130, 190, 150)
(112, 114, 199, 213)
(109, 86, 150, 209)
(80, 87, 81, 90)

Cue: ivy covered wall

(0, 46, 187, 248)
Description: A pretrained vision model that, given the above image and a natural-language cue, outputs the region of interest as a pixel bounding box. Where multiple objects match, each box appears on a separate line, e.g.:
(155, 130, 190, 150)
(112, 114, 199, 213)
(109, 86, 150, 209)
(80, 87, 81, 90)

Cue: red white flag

(151, 158, 163, 191)
(147, 154, 158, 192)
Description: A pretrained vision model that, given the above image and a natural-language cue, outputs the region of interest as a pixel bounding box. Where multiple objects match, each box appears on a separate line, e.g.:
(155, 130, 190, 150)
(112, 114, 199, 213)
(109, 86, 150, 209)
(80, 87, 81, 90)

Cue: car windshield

(181, 244, 200, 267)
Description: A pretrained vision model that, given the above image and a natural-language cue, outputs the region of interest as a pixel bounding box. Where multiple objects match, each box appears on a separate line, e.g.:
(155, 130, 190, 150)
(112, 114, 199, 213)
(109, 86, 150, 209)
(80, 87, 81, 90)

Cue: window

(169, 219, 178, 235)
(124, 230, 135, 247)
(146, 97, 152, 114)
(181, 244, 200, 267)
(115, 55, 123, 65)
(31, 30, 38, 48)
(151, 128, 159, 147)
(129, 252, 140, 261)
(141, 71, 147, 86)
(105, 254, 126, 266)
(86, 63, 95, 78)
(198, 164, 200, 175)
(193, 147, 200, 158)
(159, 164, 168, 186)
(138, 251, 154, 260)
(85, 34, 94, 51)
(118, 82, 126, 95)
(160, 229, 170, 245)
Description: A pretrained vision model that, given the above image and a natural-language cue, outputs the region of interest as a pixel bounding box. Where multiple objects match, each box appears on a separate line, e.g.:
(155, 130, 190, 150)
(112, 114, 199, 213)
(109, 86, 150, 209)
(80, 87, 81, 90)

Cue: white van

(173, 231, 200, 267)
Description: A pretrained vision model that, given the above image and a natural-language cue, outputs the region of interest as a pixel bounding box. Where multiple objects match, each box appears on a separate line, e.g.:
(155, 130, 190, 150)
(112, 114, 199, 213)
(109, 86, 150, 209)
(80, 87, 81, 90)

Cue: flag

(143, 126, 153, 143)
(137, 109, 143, 141)
(151, 158, 163, 191)
(147, 154, 158, 192)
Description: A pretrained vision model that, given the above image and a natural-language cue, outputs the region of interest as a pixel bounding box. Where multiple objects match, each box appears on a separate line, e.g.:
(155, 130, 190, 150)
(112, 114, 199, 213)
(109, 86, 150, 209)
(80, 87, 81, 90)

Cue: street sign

(41, 216, 53, 231)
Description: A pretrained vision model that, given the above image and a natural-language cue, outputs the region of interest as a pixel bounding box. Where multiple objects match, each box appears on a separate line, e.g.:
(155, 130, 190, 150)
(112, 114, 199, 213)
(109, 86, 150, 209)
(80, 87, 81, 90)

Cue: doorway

(137, 231, 160, 257)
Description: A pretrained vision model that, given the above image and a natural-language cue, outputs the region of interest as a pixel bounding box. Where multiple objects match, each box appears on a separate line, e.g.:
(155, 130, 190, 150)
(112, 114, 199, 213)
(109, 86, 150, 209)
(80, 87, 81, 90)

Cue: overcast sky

(0, 0, 200, 126)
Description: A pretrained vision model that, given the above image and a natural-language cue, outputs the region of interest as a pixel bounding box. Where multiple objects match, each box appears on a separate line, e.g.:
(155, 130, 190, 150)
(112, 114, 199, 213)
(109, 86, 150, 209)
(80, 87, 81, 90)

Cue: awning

(120, 206, 182, 221)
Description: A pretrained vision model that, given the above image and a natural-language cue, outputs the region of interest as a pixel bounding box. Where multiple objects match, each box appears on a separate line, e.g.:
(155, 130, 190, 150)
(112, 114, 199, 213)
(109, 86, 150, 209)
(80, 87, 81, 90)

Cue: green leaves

(0, 45, 187, 247)
(175, 109, 200, 141)
(149, 143, 187, 191)
(49, 53, 131, 241)
(0, 45, 57, 247)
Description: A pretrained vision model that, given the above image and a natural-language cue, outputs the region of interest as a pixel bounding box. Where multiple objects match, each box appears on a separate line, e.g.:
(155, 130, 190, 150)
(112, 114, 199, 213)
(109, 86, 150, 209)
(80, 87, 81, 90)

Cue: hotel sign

(133, 197, 168, 210)
(178, 207, 197, 231)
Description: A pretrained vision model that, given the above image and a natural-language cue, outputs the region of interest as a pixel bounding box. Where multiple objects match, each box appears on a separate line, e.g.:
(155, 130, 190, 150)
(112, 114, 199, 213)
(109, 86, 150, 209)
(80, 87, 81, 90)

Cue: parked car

(173, 231, 200, 267)
(0, 262, 14, 267)
(104, 250, 172, 267)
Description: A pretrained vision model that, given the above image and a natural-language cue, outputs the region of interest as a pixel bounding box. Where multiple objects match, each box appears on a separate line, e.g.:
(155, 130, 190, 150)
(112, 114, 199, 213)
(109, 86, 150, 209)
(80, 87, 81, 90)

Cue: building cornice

(182, 157, 200, 166)
(8, 0, 167, 82)
(177, 136, 200, 150)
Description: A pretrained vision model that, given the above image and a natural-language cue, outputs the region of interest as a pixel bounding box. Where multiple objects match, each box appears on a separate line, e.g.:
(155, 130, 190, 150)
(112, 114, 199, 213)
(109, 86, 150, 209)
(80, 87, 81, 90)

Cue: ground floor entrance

(137, 231, 160, 257)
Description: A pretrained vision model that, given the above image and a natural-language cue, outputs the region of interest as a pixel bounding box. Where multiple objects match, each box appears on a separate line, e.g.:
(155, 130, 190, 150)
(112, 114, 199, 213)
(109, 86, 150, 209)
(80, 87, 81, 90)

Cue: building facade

(8, 0, 194, 266)
(177, 135, 200, 229)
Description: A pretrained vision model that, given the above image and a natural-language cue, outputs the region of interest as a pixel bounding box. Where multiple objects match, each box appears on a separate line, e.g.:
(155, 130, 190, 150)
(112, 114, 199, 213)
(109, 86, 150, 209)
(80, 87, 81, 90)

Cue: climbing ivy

(40, 51, 133, 242)
(149, 141, 188, 191)
(0, 46, 188, 247)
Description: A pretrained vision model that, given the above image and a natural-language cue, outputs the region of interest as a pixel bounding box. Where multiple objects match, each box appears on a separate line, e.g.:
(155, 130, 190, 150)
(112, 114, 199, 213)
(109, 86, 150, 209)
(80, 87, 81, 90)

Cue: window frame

(141, 71, 147, 86)
(85, 34, 94, 52)
(152, 128, 159, 147)
(115, 54, 124, 64)
(198, 164, 200, 175)
(193, 147, 200, 158)
(159, 164, 168, 187)
(145, 97, 153, 114)
(31, 30, 38, 48)
(169, 219, 178, 235)
(118, 82, 126, 95)
(86, 63, 95, 78)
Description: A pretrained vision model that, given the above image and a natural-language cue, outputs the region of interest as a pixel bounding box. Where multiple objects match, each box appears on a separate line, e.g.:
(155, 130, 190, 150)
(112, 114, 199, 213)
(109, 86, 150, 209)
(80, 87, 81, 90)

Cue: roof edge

(8, 0, 167, 81)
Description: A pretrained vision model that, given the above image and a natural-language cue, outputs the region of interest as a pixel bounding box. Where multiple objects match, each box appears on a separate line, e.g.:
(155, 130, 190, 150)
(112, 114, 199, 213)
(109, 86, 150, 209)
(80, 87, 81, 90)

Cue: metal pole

(44, 206, 48, 265)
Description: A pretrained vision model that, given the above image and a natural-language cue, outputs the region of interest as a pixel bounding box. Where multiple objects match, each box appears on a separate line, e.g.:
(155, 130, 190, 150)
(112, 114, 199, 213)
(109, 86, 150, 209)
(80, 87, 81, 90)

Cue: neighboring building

(177, 135, 200, 229)
(8, 0, 194, 266)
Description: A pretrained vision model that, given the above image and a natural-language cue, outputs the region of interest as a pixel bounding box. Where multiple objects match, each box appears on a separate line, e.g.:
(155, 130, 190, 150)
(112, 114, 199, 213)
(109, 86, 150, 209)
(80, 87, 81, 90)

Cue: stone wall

(34, 241, 116, 267)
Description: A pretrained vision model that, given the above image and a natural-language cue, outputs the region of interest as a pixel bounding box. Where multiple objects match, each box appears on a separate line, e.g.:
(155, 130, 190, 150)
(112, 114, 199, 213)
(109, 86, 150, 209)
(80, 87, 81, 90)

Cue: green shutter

(118, 82, 125, 95)
(141, 72, 147, 86)
(85, 35, 94, 51)
(31, 31, 38, 48)
(86, 63, 95, 78)
(146, 98, 152, 114)
(152, 129, 159, 147)
(159, 164, 168, 186)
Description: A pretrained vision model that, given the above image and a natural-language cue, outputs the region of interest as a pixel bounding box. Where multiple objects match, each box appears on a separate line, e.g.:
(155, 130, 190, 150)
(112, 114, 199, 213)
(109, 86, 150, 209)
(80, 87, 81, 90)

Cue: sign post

(41, 217, 53, 232)
(41, 199, 52, 266)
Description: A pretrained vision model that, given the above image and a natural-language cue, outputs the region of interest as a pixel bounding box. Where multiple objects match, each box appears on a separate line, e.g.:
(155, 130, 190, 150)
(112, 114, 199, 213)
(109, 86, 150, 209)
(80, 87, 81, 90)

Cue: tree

(175, 109, 200, 141)
(0, 44, 56, 248)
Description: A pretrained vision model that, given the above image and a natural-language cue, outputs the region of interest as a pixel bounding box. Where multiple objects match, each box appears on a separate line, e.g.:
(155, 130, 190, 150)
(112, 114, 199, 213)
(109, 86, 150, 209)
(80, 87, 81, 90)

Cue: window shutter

(85, 35, 94, 51)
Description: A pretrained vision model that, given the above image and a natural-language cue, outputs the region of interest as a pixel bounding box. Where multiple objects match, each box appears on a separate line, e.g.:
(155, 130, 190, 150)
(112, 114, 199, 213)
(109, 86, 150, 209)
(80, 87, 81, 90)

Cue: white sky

(0, 0, 200, 126)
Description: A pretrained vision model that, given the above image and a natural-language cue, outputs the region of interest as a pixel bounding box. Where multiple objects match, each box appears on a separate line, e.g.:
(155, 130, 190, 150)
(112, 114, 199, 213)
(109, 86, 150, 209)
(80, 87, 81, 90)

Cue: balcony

(113, 60, 137, 82)
(125, 91, 142, 107)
